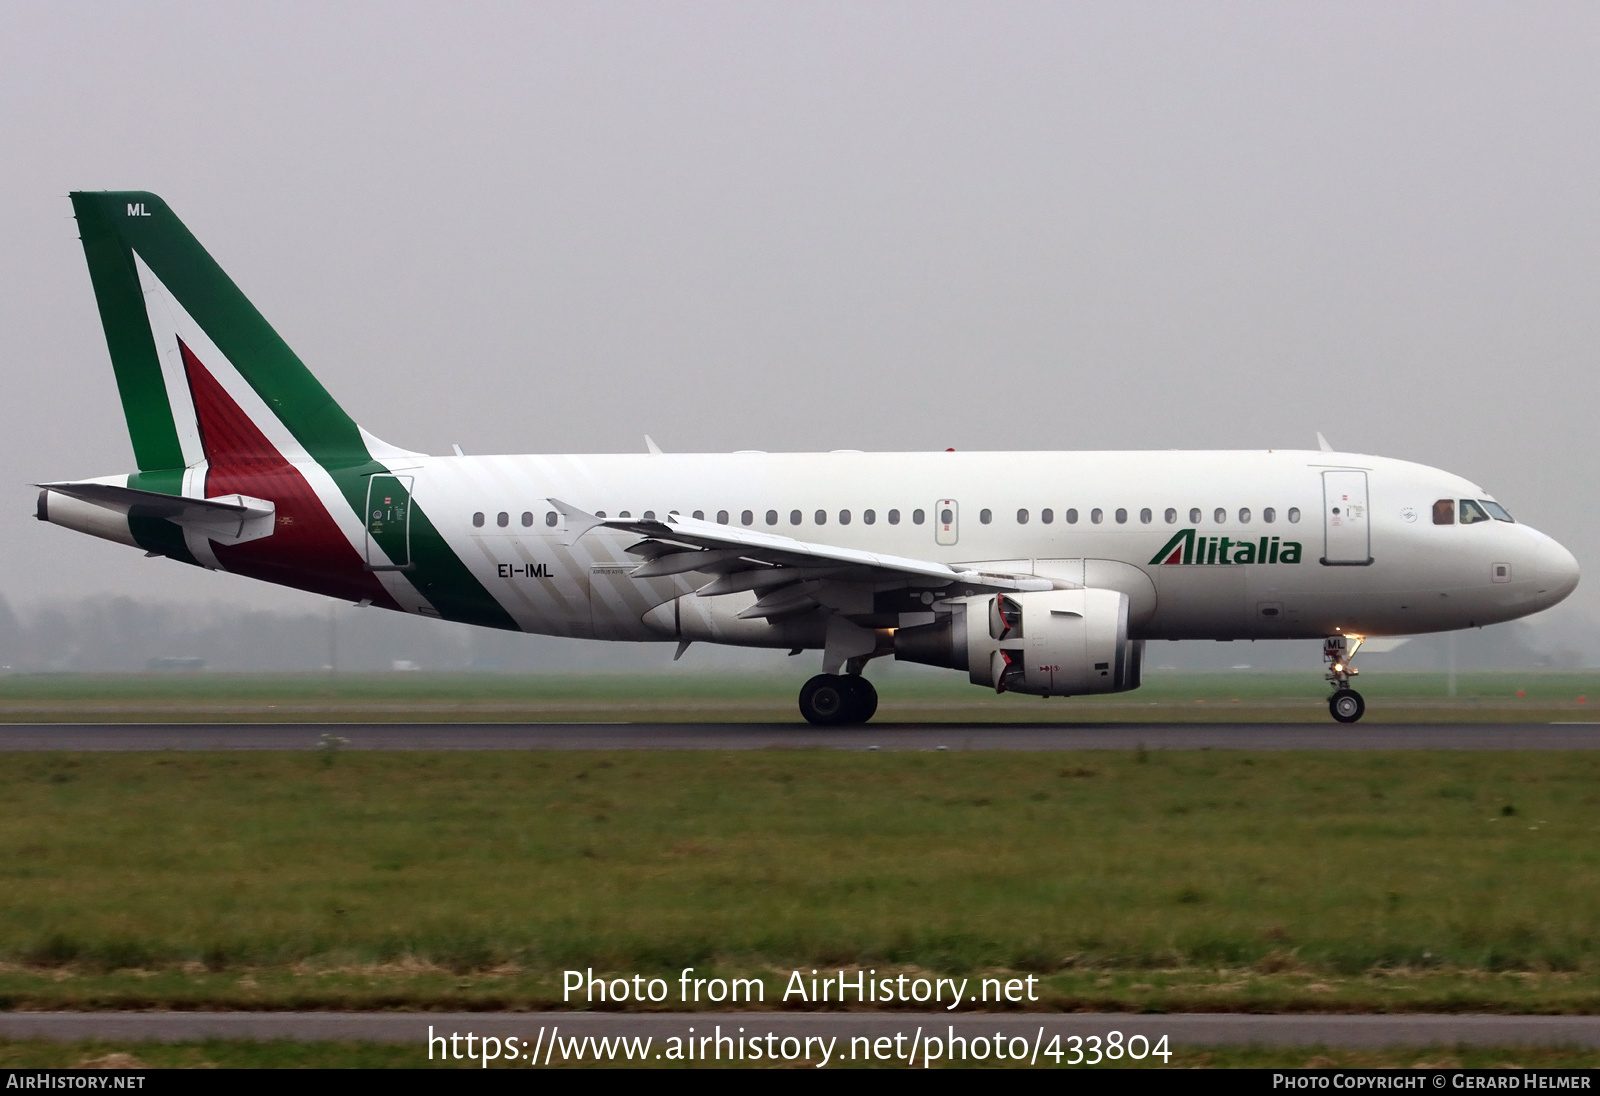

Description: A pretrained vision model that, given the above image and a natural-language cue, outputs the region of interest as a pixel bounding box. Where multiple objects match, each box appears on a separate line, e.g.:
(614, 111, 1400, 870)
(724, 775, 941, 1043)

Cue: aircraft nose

(1535, 537, 1581, 602)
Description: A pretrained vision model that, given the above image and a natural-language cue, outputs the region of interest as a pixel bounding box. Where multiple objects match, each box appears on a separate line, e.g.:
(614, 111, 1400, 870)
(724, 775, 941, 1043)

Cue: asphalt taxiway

(0, 721, 1596, 750)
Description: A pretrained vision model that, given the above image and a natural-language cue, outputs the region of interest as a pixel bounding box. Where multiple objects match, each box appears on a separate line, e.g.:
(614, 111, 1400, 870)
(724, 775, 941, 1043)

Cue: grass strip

(2, 749, 1600, 1012)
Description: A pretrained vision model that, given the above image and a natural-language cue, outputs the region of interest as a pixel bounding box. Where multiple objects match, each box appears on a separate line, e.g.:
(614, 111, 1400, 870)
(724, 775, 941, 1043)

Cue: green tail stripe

(407, 505, 521, 631)
(71, 191, 371, 471)
(73, 197, 183, 472)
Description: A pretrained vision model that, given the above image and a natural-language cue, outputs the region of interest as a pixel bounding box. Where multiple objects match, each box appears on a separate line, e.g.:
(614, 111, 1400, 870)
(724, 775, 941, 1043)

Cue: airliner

(35, 192, 1581, 724)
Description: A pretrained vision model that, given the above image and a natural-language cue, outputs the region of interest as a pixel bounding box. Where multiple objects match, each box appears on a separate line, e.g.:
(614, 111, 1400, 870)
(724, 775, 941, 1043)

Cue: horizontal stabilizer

(36, 481, 276, 545)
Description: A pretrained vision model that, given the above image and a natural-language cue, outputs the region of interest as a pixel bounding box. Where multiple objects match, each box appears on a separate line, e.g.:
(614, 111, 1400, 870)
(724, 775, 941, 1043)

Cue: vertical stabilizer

(70, 191, 375, 473)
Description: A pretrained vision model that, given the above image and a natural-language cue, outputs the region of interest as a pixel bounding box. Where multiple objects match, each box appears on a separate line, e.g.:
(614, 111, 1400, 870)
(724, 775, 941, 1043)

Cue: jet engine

(894, 588, 1142, 696)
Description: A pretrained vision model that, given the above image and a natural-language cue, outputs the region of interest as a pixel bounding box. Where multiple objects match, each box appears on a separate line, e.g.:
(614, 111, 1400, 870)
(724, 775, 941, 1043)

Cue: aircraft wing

(551, 498, 1053, 620)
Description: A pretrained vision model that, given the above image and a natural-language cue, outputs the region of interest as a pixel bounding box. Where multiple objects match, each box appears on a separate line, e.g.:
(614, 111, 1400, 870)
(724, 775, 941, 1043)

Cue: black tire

(1329, 688, 1365, 724)
(799, 674, 852, 726)
(843, 676, 879, 724)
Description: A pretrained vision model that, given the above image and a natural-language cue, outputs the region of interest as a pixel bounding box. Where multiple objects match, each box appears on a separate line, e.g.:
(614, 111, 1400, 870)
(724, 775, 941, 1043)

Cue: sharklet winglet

(547, 497, 607, 546)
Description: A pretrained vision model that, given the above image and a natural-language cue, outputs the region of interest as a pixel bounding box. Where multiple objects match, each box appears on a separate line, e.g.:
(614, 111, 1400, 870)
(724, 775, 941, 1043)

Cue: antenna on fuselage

(645, 435, 663, 455)
(1316, 432, 1333, 452)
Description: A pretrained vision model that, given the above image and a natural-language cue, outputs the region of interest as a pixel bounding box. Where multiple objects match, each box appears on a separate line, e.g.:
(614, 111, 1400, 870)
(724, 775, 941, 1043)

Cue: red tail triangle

(177, 339, 398, 607)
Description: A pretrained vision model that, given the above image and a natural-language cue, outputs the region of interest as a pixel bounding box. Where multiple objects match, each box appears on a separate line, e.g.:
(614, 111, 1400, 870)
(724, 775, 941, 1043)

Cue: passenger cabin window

(1041, 508, 1054, 524)
(497, 512, 509, 528)
(888, 509, 901, 525)
(472, 512, 485, 527)
(1239, 508, 1251, 523)
(1090, 508, 1103, 524)
(1213, 508, 1226, 524)
(790, 510, 802, 525)
(1189, 508, 1202, 523)
(742, 510, 753, 526)
(1459, 499, 1492, 525)
(1287, 507, 1301, 523)
(1482, 501, 1515, 523)
(766, 510, 778, 525)
(643, 511, 656, 520)
(941, 507, 955, 525)
(1066, 508, 1079, 524)
(1263, 507, 1276, 523)
(979, 509, 992, 524)
(912, 509, 925, 525)
(1115, 508, 1127, 524)
(521, 511, 534, 527)
(1140, 508, 1152, 524)
(1016, 509, 1028, 524)
(1432, 499, 1455, 525)
(839, 510, 851, 525)
(1165, 508, 1177, 524)
(545, 511, 557, 527)
(717, 510, 729, 524)
(815, 510, 827, 525)
(692, 510, 704, 520)
(864, 509, 876, 525)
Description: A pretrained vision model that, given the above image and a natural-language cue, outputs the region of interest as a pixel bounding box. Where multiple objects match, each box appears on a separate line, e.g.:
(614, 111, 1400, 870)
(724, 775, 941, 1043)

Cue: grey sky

(2, 2, 1596, 632)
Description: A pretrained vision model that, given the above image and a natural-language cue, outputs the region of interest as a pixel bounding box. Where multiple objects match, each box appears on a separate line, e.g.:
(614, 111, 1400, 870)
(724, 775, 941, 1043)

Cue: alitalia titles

(1149, 528, 1302, 567)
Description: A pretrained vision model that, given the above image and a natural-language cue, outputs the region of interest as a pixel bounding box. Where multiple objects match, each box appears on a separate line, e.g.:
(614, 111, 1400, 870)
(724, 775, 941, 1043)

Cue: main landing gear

(1324, 635, 1366, 724)
(798, 674, 879, 726)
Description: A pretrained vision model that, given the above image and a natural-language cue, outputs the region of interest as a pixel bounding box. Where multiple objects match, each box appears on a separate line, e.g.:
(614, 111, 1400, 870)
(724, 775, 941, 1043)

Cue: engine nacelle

(894, 588, 1142, 696)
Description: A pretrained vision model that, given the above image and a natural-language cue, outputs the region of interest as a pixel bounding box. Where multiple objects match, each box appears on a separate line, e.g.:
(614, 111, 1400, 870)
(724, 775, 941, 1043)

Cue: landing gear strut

(1324, 635, 1366, 724)
(799, 674, 878, 726)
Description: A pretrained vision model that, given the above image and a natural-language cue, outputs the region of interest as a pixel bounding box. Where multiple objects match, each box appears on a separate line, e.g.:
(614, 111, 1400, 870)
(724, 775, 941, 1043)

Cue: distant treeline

(0, 595, 1586, 674)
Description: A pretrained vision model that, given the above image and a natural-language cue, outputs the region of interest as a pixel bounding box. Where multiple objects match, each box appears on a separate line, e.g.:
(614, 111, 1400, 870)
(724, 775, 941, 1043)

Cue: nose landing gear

(1325, 635, 1366, 723)
(799, 674, 879, 725)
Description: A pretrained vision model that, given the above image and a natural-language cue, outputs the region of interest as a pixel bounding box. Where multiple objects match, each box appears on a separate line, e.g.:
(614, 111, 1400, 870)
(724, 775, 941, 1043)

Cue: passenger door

(364, 474, 413, 570)
(1321, 470, 1372, 565)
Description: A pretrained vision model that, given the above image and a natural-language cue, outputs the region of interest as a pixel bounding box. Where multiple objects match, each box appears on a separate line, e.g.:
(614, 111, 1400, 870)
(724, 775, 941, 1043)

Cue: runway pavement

(2, 1011, 1599, 1049)
(0, 721, 1597, 750)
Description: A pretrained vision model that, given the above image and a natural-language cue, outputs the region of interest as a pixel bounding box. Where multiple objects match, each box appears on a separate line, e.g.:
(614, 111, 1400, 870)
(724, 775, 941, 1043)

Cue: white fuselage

(393, 448, 1578, 645)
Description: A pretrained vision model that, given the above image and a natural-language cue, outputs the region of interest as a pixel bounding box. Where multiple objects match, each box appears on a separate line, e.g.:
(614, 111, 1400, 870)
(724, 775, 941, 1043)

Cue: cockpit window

(1459, 499, 1491, 525)
(1432, 499, 1454, 525)
(1480, 500, 1514, 523)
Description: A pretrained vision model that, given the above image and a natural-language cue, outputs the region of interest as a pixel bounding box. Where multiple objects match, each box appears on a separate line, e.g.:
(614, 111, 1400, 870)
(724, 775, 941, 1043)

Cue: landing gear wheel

(799, 674, 852, 726)
(798, 674, 879, 725)
(843, 676, 878, 724)
(1329, 688, 1365, 724)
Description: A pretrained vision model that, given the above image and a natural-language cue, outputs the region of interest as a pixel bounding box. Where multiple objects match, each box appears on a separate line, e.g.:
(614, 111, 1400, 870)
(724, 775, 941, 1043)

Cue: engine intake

(894, 589, 1142, 696)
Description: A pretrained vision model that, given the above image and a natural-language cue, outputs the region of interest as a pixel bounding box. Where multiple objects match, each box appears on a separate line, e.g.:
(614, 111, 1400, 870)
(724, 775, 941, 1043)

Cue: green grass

(0, 670, 1597, 722)
(3, 749, 1600, 1011)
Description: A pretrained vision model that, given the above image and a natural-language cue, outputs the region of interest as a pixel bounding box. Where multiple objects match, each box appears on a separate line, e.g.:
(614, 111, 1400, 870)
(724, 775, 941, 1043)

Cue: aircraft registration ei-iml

(36, 192, 1581, 724)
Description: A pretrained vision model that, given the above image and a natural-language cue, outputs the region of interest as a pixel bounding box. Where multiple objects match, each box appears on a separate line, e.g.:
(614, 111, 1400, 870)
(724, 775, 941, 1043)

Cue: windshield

(1459, 499, 1492, 525)
(1480, 500, 1514, 523)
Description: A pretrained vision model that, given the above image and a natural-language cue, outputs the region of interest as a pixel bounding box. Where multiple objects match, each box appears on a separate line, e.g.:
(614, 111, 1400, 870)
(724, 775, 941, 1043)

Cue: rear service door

(365, 474, 414, 570)
(1321, 470, 1372, 565)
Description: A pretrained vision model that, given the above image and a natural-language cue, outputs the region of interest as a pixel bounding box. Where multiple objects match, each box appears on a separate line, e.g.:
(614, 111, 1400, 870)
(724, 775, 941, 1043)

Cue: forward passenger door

(1321, 471, 1372, 565)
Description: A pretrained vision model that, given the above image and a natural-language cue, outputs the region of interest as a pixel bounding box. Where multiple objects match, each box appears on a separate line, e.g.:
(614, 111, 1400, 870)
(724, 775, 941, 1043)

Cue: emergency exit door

(365, 474, 414, 570)
(1321, 470, 1372, 566)
(935, 499, 959, 546)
